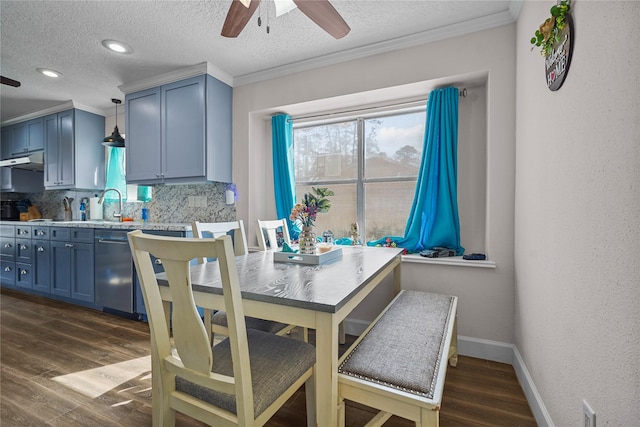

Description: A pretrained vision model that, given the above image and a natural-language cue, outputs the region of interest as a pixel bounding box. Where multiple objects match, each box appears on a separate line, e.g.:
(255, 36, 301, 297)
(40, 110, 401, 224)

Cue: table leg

(315, 312, 339, 427)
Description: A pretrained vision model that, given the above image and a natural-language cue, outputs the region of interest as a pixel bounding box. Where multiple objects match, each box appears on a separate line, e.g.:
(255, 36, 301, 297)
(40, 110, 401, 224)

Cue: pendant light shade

(103, 98, 125, 147)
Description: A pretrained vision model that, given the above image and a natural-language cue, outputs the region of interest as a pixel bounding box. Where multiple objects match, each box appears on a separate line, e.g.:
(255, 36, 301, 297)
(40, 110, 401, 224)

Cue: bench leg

(448, 315, 458, 367)
(418, 407, 439, 427)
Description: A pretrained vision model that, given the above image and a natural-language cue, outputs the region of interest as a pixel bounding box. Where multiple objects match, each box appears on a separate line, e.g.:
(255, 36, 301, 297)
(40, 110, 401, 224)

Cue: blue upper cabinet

(44, 109, 105, 190)
(125, 74, 232, 184)
(1, 117, 45, 158)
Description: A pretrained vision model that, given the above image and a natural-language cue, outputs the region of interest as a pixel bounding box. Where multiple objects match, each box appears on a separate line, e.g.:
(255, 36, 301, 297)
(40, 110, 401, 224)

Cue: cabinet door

(162, 76, 206, 180)
(10, 122, 27, 156)
(15, 239, 32, 263)
(44, 113, 60, 187)
(27, 117, 44, 152)
(33, 240, 51, 293)
(50, 241, 71, 297)
(1, 126, 13, 159)
(15, 263, 32, 289)
(57, 110, 75, 187)
(126, 87, 162, 182)
(70, 242, 94, 302)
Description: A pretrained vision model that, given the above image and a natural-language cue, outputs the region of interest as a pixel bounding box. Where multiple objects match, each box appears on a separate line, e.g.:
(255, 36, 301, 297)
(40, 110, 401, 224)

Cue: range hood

(0, 151, 44, 171)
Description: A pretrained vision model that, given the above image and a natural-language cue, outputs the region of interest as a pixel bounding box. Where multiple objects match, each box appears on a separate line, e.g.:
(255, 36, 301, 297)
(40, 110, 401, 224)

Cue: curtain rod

(286, 87, 467, 123)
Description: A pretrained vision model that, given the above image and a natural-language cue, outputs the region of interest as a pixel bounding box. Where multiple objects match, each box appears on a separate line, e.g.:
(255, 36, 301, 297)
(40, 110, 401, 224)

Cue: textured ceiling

(0, 0, 516, 123)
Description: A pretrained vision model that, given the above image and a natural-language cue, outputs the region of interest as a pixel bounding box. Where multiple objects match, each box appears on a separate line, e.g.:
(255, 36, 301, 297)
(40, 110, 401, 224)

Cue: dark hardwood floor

(0, 288, 537, 426)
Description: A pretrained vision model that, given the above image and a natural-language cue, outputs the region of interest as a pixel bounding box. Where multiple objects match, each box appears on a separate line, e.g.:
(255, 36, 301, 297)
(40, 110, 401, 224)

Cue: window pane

(295, 183, 356, 239)
(293, 121, 357, 182)
(364, 181, 415, 242)
(364, 111, 425, 179)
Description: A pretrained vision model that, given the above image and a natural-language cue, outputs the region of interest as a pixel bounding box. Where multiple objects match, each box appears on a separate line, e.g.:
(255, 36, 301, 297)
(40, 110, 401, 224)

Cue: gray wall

(515, 1, 639, 425)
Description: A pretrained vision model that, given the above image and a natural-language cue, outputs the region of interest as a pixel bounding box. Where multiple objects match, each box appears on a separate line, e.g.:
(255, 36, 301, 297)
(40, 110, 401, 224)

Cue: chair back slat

(256, 219, 291, 251)
(192, 221, 248, 262)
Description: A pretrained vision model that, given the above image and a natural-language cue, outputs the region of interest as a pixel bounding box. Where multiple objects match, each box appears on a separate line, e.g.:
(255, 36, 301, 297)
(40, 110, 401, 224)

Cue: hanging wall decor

(530, 0, 574, 91)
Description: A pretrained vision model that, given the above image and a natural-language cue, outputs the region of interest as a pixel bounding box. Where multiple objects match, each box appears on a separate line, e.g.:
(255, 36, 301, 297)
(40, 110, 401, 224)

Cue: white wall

(233, 23, 517, 343)
(515, 1, 640, 425)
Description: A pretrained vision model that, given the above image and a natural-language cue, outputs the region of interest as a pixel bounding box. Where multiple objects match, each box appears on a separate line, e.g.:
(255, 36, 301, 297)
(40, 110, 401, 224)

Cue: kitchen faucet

(98, 188, 123, 222)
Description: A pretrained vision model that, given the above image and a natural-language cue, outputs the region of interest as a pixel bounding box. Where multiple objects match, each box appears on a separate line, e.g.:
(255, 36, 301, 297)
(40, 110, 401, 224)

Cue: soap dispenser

(79, 198, 88, 221)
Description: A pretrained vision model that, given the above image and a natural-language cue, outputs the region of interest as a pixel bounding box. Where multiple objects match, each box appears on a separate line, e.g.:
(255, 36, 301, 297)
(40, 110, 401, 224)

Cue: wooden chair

(192, 221, 299, 343)
(128, 230, 316, 426)
(256, 219, 291, 251)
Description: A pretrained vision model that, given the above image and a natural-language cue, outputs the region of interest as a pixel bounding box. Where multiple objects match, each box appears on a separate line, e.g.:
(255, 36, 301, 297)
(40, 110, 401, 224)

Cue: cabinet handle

(20, 245, 28, 250)
(154, 259, 163, 265)
(65, 243, 74, 247)
(37, 231, 46, 236)
(4, 266, 11, 272)
(4, 243, 11, 248)
(20, 269, 28, 275)
(37, 246, 45, 252)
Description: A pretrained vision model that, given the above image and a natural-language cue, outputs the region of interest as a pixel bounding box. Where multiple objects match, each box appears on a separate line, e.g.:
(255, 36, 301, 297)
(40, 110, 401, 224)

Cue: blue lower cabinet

(1, 260, 16, 287)
(70, 242, 94, 302)
(50, 241, 72, 297)
(33, 240, 51, 293)
(15, 263, 32, 289)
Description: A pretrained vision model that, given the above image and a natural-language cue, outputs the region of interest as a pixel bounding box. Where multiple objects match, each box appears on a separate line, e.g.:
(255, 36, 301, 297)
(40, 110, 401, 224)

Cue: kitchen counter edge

(4, 220, 191, 232)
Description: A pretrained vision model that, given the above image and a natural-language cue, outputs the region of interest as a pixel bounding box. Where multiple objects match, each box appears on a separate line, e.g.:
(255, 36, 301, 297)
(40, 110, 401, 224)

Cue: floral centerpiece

(290, 187, 334, 254)
(289, 187, 334, 228)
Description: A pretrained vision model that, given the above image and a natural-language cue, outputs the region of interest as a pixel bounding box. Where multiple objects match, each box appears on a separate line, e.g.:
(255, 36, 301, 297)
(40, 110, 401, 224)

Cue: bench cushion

(338, 291, 455, 399)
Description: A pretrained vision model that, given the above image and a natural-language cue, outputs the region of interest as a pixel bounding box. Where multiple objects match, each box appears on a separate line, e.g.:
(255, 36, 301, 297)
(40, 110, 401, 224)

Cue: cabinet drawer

(32, 226, 51, 239)
(16, 238, 33, 263)
(1, 260, 15, 285)
(0, 224, 15, 238)
(15, 225, 31, 237)
(50, 227, 71, 241)
(1, 237, 15, 260)
(15, 263, 32, 289)
(71, 228, 94, 243)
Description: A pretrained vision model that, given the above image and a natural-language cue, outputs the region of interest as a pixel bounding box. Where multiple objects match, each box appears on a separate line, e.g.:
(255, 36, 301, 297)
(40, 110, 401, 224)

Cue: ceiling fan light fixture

(274, 0, 297, 17)
(37, 68, 62, 78)
(103, 98, 125, 147)
(101, 39, 133, 54)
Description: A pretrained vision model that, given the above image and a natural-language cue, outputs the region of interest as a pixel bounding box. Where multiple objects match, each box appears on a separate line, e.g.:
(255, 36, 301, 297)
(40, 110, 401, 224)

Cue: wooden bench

(337, 290, 458, 427)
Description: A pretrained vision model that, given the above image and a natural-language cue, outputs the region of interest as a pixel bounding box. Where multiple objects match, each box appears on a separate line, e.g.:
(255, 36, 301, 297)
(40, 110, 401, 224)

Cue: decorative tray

(273, 246, 343, 265)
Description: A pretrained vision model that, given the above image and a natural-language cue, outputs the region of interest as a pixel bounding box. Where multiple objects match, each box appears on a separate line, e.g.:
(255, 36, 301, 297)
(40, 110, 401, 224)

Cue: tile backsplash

(8, 182, 235, 223)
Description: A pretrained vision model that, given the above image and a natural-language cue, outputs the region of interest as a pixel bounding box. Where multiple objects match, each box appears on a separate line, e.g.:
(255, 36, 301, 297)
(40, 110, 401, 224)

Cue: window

(293, 109, 426, 242)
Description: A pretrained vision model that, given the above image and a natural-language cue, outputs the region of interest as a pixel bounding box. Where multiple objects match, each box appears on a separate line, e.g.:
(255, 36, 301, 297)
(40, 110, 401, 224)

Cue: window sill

(401, 254, 496, 268)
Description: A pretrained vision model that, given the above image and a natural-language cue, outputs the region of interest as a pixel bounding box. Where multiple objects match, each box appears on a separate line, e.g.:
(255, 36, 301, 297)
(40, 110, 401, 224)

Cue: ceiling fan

(1, 76, 21, 87)
(221, 0, 350, 39)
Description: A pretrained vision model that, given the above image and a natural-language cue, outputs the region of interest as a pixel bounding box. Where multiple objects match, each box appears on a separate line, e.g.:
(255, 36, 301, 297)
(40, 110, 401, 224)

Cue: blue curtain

(368, 87, 464, 255)
(104, 146, 127, 202)
(271, 114, 299, 239)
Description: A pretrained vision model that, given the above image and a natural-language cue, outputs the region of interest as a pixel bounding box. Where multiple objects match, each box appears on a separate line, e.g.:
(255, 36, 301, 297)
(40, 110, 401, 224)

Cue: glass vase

(299, 226, 317, 255)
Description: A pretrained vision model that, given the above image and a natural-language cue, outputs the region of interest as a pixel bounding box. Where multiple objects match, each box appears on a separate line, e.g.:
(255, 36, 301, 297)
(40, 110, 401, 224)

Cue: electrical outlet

(583, 400, 596, 427)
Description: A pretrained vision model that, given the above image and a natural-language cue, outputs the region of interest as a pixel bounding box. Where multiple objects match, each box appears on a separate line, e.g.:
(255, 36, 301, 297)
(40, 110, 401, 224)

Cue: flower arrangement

(290, 187, 334, 228)
(530, 0, 571, 56)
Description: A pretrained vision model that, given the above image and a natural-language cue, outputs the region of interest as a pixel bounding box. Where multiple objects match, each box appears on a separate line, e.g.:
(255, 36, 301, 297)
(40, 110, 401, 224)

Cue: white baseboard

(343, 319, 552, 427)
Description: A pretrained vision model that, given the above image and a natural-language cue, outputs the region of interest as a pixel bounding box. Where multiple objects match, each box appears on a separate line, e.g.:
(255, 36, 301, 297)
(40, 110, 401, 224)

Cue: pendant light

(102, 98, 125, 147)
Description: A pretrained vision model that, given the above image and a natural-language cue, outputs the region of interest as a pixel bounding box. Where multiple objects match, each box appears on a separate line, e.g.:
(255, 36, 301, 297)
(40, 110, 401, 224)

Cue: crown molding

(233, 10, 516, 87)
(1, 101, 106, 126)
(117, 62, 234, 94)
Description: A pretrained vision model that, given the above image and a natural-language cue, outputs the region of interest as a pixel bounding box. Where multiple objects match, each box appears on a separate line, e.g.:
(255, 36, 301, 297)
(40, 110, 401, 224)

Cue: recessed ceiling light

(101, 39, 132, 54)
(36, 68, 63, 78)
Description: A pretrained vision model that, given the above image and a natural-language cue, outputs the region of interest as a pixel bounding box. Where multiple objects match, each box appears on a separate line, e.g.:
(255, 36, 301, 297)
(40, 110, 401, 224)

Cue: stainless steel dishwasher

(95, 229, 134, 313)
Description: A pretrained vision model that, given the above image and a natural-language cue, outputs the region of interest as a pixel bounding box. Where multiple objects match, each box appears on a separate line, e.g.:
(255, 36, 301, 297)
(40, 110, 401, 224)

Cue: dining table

(156, 245, 403, 427)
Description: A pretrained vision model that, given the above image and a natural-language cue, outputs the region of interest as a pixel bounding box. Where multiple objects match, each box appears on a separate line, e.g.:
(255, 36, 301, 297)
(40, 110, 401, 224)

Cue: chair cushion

(338, 291, 455, 399)
(175, 329, 315, 417)
(212, 311, 290, 334)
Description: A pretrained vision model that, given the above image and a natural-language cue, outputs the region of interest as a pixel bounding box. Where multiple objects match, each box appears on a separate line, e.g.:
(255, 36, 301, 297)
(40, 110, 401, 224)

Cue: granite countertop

(22, 220, 191, 232)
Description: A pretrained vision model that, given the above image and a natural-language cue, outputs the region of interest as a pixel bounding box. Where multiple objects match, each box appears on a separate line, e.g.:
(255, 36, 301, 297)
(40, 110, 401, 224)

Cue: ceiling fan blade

(1, 76, 21, 87)
(293, 0, 350, 39)
(221, 0, 261, 38)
